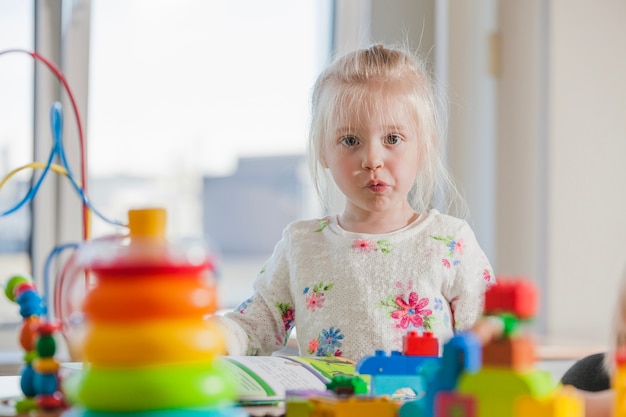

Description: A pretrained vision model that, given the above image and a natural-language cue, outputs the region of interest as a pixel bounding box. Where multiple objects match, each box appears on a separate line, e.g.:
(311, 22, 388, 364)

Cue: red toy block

(403, 330, 439, 356)
(434, 391, 476, 417)
(484, 278, 537, 319)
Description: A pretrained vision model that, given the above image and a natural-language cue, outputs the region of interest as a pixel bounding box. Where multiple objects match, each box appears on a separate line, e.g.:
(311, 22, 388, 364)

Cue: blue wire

(42, 241, 79, 320)
(1, 102, 126, 227)
(0, 130, 57, 216)
(50, 103, 125, 227)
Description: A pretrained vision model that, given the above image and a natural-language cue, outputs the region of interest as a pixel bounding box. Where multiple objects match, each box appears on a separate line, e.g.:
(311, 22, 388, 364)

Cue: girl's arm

(443, 222, 495, 331)
(216, 230, 295, 356)
(581, 390, 613, 417)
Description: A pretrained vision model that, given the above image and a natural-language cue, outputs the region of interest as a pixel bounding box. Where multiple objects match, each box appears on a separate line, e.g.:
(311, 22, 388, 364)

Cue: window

(0, 0, 34, 327)
(0, 0, 331, 331)
(86, 1, 332, 308)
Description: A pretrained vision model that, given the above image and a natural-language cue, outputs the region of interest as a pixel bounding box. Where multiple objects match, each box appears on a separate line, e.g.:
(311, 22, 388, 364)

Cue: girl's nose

(361, 145, 384, 171)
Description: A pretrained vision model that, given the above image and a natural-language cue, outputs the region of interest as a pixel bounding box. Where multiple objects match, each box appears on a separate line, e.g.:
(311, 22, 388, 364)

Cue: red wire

(0, 48, 89, 241)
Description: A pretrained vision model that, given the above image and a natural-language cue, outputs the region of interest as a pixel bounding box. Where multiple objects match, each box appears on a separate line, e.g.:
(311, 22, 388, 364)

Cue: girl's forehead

(333, 91, 416, 130)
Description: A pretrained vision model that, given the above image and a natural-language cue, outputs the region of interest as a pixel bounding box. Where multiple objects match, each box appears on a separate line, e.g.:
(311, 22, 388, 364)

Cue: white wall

(545, 0, 626, 345)
(481, 0, 626, 346)
(339, 0, 626, 349)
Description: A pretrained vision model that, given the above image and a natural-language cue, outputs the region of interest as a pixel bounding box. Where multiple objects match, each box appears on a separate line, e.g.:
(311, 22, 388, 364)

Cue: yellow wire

(0, 162, 72, 190)
(1, 163, 107, 241)
(1, 162, 93, 240)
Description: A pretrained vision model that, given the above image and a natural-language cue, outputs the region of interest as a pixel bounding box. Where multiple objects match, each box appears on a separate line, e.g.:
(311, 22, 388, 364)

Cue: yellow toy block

(515, 385, 584, 417)
(613, 353, 626, 417)
(309, 396, 399, 417)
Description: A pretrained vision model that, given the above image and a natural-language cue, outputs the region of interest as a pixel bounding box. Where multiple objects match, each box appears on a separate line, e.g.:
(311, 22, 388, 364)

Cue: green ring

(78, 361, 237, 412)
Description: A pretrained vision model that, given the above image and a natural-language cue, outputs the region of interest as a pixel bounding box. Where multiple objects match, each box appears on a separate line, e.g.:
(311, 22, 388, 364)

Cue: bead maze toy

(4, 275, 65, 413)
(0, 48, 246, 416)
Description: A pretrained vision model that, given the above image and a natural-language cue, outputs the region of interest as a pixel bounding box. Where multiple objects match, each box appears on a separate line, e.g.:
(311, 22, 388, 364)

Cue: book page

(223, 355, 356, 402)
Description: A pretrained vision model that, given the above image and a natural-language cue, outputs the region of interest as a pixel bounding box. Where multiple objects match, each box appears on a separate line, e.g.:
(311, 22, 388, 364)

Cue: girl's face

(322, 81, 421, 229)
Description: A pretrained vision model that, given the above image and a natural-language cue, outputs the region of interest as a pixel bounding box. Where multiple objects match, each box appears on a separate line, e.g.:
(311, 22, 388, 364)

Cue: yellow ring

(82, 318, 225, 366)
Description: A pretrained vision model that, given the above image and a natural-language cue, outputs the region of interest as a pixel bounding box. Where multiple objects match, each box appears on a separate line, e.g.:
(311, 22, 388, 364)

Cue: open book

(223, 355, 357, 404)
(57, 356, 357, 406)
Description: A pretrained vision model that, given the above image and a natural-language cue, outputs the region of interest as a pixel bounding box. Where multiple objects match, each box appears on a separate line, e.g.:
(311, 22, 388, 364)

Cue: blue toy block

(369, 374, 426, 397)
(439, 332, 482, 391)
(399, 398, 428, 417)
(356, 350, 439, 376)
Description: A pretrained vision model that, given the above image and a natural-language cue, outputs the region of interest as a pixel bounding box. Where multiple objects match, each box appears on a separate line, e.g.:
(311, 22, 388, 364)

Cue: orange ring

(82, 278, 217, 321)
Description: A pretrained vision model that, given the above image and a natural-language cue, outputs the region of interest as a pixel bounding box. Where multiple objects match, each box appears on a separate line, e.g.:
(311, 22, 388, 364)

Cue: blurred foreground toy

(399, 278, 585, 417)
(4, 275, 66, 413)
(357, 331, 440, 397)
(282, 278, 586, 417)
(58, 208, 246, 417)
(286, 374, 394, 417)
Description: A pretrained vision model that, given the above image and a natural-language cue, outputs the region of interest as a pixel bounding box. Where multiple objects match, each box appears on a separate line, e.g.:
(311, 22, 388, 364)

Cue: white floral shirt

(217, 209, 494, 361)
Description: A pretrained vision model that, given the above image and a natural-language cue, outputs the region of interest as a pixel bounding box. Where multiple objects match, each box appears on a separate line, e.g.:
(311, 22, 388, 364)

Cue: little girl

(217, 44, 494, 360)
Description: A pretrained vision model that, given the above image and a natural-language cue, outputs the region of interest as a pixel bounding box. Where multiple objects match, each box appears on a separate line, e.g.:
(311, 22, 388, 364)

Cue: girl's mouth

(367, 180, 388, 192)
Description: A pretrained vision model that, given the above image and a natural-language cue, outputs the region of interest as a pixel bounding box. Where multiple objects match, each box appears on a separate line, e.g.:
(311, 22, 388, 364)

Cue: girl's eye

(385, 134, 402, 145)
(340, 136, 359, 147)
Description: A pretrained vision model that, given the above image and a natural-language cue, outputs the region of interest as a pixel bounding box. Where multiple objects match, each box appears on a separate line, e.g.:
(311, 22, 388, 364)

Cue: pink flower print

(352, 239, 392, 254)
(315, 216, 331, 232)
(276, 302, 295, 332)
(308, 338, 319, 354)
(237, 297, 253, 314)
(483, 268, 492, 282)
(432, 235, 463, 267)
(453, 240, 464, 255)
(353, 239, 375, 253)
(303, 282, 334, 312)
(283, 309, 295, 330)
(306, 292, 325, 311)
(391, 292, 432, 329)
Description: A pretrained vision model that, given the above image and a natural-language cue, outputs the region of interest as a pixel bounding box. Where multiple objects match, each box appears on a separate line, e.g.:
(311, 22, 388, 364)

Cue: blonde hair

(307, 43, 466, 217)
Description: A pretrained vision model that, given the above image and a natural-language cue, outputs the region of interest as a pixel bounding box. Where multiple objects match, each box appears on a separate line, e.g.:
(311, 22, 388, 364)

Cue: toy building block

(326, 375, 368, 397)
(368, 374, 428, 397)
(484, 278, 537, 320)
(482, 336, 535, 371)
(457, 367, 555, 417)
(356, 350, 440, 396)
(286, 393, 316, 417)
(438, 333, 482, 391)
(357, 350, 439, 375)
(403, 330, 439, 357)
(434, 391, 476, 417)
(613, 347, 626, 417)
(514, 385, 584, 417)
(400, 333, 481, 417)
(309, 395, 399, 417)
